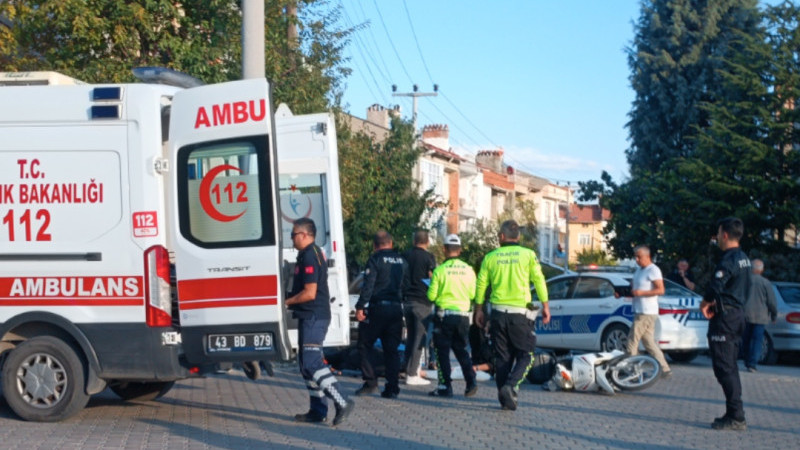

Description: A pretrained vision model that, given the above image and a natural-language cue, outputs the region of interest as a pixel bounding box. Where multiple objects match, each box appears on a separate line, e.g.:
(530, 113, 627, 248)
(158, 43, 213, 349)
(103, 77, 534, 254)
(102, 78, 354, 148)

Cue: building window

(578, 233, 591, 246)
(420, 159, 444, 196)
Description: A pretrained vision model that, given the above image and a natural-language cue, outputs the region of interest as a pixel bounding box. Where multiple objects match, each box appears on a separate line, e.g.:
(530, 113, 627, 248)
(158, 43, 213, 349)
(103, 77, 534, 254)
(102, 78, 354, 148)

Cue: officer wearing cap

(427, 234, 478, 398)
(474, 220, 550, 411)
(701, 217, 751, 431)
(286, 218, 354, 426)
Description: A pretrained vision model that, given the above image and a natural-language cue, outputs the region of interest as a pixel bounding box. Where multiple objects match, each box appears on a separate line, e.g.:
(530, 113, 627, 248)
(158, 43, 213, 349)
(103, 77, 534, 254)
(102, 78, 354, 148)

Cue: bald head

(752, 258, 764, 275)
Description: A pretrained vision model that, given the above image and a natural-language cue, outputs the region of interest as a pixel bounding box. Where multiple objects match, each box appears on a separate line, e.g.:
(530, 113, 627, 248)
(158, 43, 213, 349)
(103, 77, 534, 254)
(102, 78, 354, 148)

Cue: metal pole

(393, 87, 437, 135)
(242, 0, 265, 79)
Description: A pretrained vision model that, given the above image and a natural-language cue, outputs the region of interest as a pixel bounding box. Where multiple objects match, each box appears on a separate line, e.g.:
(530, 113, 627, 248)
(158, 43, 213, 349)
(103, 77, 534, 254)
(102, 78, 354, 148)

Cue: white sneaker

(405, 375, 431, 385)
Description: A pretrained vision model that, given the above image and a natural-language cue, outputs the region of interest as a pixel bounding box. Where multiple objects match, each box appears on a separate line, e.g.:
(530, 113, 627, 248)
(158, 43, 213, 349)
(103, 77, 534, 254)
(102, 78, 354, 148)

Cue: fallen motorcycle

(544, 349, 661, 394)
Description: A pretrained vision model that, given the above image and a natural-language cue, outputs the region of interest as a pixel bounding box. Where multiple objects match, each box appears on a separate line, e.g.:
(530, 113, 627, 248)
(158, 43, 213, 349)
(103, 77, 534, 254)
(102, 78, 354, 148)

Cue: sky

(333, 0, 778, 187)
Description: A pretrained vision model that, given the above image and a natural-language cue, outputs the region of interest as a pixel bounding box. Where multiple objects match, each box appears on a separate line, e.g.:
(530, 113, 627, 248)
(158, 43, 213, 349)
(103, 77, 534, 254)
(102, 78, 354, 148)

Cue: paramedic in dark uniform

(427, 234, 478, 398)
(474, 220, 550, 411)
(700, 217, 751, 431)
(354, 230, 408, 399)
(286, 218, 353, 426)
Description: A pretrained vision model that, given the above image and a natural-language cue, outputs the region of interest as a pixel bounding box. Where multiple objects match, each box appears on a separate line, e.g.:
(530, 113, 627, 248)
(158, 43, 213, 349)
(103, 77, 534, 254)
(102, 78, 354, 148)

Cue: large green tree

(0, 0, 350, 112)
(336, 115, 432, 273)
(581, 0, 764, 261)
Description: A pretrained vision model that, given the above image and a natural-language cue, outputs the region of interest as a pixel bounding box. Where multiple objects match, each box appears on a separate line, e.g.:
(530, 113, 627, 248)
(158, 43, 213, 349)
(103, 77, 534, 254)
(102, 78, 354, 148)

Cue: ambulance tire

(110, 381, 176, 402)
(1, 336, 90, 422)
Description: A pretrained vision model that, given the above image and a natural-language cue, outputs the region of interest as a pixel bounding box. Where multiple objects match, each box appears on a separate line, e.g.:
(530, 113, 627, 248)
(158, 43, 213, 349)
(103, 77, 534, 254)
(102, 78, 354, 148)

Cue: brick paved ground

(1, 355, 798, 449)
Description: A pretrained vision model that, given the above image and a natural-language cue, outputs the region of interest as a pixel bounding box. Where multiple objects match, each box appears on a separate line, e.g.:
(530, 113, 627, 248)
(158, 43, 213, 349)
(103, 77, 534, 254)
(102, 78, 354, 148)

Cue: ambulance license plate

(207, 332, 273, 353)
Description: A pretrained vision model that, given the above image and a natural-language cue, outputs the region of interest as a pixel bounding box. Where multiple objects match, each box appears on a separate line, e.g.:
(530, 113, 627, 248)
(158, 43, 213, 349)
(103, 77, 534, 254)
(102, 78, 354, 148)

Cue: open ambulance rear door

(168, 78, 291, 367)
(275, 105, 350, 348)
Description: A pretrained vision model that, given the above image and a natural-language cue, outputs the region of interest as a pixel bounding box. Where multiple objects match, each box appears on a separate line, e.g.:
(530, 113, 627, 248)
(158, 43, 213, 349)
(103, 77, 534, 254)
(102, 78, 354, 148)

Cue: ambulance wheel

(110, 381, 176, 402)
(1, 336, 89, 422)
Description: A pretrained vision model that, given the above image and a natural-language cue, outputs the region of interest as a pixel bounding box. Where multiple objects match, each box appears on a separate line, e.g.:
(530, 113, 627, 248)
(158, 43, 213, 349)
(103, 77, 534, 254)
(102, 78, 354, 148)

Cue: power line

(401, 0, 435, 85)
(353, 0, 394, 82)
(370, 0, 414, 85)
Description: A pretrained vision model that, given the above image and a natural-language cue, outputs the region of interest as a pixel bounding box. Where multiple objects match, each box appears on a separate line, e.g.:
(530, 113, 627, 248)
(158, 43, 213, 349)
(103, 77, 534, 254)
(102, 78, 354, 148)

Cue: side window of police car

(538, 278, 575, 301)
(573, 278, 615, 299)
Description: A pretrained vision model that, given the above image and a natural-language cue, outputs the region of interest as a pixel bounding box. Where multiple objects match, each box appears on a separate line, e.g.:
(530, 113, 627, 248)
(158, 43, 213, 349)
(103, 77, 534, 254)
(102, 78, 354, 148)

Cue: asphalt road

(0, 355, 798, 449)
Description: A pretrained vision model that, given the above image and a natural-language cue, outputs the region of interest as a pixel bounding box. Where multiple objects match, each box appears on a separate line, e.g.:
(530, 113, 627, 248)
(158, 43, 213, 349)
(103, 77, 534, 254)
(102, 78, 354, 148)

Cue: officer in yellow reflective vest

(474, 220, 550, 411)
(427, 234, 478, 398)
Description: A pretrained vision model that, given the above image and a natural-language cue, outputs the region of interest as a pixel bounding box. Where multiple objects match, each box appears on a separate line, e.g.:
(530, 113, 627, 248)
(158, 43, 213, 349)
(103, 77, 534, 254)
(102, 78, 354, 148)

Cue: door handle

(599, 303, 615, 309)
(550, 305, 562, 310)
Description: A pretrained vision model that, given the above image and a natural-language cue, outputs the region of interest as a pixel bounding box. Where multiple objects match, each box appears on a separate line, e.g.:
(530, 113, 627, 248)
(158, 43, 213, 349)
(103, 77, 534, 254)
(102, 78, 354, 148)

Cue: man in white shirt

(626, 245, 672, 377)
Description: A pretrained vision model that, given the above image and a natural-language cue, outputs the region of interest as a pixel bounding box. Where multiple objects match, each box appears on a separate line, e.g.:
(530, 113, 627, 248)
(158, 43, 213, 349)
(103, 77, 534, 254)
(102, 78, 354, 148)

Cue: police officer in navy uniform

(286, 218, 353, 426)
(354, 230, 408, 399)
(701, 217, 751, 431)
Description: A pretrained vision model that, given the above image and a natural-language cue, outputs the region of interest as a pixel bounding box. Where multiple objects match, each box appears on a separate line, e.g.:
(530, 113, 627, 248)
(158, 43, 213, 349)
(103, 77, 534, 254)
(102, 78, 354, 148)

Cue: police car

(533, 268, 708, 362)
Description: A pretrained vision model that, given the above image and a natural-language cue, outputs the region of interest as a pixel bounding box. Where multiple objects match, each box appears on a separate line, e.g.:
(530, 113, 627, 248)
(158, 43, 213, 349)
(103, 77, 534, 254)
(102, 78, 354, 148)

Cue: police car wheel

(601, 324, 629, 352)
(109, 381, 176, 402)
(666, 351, 698, 363)
(1, 336, 89, 422)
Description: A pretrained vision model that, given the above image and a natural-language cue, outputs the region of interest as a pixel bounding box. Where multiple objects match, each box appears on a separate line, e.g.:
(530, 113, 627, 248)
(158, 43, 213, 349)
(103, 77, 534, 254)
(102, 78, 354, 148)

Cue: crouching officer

(427, 234, 478, 398)
(474, 220, 550, 411)
(286, 218, 354, 426)
(701, 217, 751, 431)
(355, 230, 408, 399)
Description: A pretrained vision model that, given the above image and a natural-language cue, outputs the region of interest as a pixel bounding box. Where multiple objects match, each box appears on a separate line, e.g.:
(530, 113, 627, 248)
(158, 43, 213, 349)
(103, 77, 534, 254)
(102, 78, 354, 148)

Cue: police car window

(542, 278, 575, 300)
(663, 279, 694, 297)
(279, 173, 329, 249)
(573, 278, 615, 299)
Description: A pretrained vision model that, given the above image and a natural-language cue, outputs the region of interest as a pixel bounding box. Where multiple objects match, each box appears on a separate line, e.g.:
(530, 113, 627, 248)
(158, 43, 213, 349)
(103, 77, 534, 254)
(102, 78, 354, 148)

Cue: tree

(0, 0, 351, 113)
(581, 0, 765, 264)
(336, 115, 432, 273)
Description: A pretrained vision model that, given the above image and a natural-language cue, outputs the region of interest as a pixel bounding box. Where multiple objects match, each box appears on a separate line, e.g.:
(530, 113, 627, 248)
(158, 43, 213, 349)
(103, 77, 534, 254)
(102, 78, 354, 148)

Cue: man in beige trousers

(626, 245, 672, 377)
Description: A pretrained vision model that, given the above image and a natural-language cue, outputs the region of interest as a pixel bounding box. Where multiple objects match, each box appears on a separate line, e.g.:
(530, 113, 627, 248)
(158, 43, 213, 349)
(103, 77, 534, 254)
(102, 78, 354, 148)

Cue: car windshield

(777, 284, 800, 307)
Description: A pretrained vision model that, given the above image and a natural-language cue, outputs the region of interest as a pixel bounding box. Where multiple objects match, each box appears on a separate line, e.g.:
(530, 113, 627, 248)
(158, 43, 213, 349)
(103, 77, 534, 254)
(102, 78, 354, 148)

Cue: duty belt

(442, 310, 470, 317)
(492, 305, 528, 315)
(373, 300, 401, 307)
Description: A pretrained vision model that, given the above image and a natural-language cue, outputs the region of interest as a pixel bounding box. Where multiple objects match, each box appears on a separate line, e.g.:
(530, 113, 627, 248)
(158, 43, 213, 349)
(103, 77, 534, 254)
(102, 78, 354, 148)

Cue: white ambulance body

(274, 105, 350, 348)
(0, 71, 349, 422)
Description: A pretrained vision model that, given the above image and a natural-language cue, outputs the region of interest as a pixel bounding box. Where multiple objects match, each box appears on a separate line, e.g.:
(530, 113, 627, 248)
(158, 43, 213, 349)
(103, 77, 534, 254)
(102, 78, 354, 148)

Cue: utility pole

(241, 0, 265, 79)
(392, 84, 438, 133)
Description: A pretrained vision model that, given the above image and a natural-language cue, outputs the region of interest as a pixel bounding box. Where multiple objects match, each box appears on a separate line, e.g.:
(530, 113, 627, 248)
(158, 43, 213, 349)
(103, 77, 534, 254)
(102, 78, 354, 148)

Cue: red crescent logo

(199, 165, 246, 222)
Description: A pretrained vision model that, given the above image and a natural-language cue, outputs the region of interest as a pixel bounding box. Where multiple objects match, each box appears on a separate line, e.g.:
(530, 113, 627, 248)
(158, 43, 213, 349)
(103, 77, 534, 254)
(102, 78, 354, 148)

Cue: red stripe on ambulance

(0, 276, 144, 305)
(177, 274, 278, 310)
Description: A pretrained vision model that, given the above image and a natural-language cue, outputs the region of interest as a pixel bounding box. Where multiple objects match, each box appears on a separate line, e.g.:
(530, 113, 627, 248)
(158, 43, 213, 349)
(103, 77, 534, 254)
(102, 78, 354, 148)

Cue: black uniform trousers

(432, 314, 475, 389)
(490, 310, 537, 391)
(357, 303, 404, 394)
(708, 306, 746, 421)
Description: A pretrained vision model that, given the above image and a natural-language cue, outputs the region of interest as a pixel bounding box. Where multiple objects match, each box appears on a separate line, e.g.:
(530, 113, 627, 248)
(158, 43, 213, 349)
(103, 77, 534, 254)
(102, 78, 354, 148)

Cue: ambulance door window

(278, 173, 329, 248)
(177, 136, 275, 248)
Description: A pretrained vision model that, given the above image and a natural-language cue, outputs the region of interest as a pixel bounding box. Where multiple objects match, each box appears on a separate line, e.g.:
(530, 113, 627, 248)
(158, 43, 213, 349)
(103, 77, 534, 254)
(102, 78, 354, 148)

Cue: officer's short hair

(413, 230, 429, 246)
(718, 217, 744, 241)
(293, 217, 316, 236)
(634, 245, 650, 257)
(374, 230, 393, 247)
(499, 220, 520, 240)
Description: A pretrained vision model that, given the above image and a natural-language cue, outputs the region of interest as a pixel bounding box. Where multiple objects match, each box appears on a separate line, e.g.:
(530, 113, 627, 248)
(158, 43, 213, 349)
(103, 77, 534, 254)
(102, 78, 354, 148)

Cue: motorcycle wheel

(607, 355, 660, 391)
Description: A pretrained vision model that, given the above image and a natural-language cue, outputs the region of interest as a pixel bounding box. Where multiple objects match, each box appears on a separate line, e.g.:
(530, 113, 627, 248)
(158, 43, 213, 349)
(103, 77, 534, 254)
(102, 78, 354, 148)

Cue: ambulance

(0, 70, 350, 421)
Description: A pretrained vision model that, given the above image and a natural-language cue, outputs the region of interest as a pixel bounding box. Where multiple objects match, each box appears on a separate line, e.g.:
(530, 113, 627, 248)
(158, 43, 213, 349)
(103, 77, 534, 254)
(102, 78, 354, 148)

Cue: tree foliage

(0, 0, 351, 113)
(580, 0, 800, 282)
(336, 115, 432, 274)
